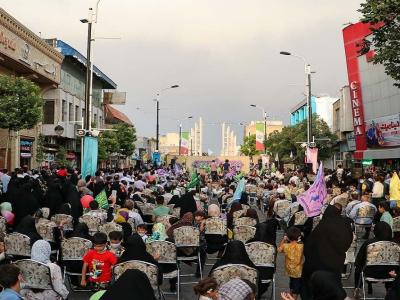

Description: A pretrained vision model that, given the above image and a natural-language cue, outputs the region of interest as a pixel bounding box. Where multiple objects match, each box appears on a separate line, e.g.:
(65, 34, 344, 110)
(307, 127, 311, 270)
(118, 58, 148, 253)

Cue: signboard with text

(366, 114, 400, 147)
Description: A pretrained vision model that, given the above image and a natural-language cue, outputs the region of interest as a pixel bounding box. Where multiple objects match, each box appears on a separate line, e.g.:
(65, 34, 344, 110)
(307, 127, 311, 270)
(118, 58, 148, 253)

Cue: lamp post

(154, 85, 179, 151)
(250, 104, 268, 154)
(280, 51, 312, 146)
(178, 116, 193, 155)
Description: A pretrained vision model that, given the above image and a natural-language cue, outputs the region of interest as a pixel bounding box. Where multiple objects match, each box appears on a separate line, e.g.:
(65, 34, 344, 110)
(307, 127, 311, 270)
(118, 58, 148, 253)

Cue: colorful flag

(187, 171, 200, 189)
(233, 178, 246, 201)
(390, 172, 400, 205)
(255, 122, 265, 151)
(95, 189, 109, 209)
(180, 131, 190, 155)
(306, 147, 318, 174)
(297, 163, 327, 217)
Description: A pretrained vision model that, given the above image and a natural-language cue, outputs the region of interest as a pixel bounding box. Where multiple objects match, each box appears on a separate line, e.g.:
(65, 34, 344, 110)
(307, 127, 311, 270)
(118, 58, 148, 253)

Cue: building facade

(41, 39, 117, 168)
(189, 117, 203, 156)
(221, 123, 238, 156)
(343, 22, 400, 167)
(159, 132, 179, 155)
(244, 120, 284, 138)
(0, 8, 63, 169)
(290, 96, 337, 129)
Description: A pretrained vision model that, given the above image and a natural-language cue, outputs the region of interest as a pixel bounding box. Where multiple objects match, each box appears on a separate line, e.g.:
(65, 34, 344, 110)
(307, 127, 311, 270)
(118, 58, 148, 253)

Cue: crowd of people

(0, 162, 398, 300)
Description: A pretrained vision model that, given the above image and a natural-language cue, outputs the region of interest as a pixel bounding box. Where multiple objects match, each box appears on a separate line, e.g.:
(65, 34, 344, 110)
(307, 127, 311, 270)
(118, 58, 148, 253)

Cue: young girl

(193, 277, 219, 300)
(278, 226, 304, 300)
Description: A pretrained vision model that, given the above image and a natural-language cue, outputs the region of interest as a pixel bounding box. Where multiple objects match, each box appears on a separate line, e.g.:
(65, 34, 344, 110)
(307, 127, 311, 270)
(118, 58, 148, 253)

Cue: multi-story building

(42, 39, 117, 168)
(343, 22, 400, 168)
(290, 95, 337, 129)
(0, 8, 63, 169)
(221, 123, 239, 156)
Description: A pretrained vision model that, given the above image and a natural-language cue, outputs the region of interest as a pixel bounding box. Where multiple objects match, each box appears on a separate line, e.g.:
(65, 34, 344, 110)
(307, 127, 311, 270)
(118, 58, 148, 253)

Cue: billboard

(180, 131, 189, 155)
(103, 91, 127, 104)
(255, 122, 265, 151)
(366, 113, 400, 147)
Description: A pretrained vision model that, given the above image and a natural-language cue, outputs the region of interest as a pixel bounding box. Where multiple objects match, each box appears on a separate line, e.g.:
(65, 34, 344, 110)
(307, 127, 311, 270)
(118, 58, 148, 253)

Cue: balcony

(42, 122, 81, 139)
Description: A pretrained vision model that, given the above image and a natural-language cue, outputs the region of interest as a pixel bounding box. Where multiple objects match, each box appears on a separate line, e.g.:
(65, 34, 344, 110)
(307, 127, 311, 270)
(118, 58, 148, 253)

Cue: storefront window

(43, 101, 55, 124)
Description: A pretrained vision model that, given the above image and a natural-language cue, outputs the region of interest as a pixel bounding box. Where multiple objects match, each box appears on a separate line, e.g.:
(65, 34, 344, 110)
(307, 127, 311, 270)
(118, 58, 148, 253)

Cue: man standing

(210, 160, 217, 182)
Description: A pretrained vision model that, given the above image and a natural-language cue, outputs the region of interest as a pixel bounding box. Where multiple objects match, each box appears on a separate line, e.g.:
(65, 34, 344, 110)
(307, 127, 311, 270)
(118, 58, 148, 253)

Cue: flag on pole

(187, 171, 200, 189)
(297, 163, 327, 217)
(233, 178, 246, 201)
(306, 147, 318, 174)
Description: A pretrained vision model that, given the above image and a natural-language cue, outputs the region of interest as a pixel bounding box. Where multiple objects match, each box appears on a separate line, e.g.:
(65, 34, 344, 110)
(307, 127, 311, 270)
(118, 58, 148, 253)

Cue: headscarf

(244, 208, 259, 224)
(15, 215, 42, 245)
(114, 208, 130, 223)
(0, 202, 12, 212)
(176, 191, 197, 217)
(99, 269, 156, 300)
(373, 221, 393, 241)
(166, 212, 194, 239)
(311, 271, 347, 300)
(70, 222, 91, 241)
(208, 204, 220, 217)
(227, 202, 242, 229)
(218, 278, 253, 300)
(119, 234, 158, 265)
(249, 219, 279, 246)
(303, 205, 353, 279)
(58, 203, 72, 215)
(147, 223, 167, 243)
(210, 240, 256, 274)
(31, 240, 51, 264)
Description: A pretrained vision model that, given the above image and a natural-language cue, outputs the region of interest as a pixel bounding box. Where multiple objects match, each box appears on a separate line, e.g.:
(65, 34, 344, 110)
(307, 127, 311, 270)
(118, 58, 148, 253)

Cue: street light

(178, 116, 193, 155)
(154, 85, 180, 151)
(250, 104, 268, 154)
(280, 50, 313, 146)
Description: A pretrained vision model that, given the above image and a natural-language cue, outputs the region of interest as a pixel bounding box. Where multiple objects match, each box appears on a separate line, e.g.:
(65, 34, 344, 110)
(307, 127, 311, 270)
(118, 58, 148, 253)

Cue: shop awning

(104, 104, 133, 125)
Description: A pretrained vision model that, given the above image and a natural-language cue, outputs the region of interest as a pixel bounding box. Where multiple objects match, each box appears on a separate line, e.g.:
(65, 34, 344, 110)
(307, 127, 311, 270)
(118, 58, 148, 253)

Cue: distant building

(290, 95, 337, 129)
(244, 121, 284, 138)
(221, 123, 239, 156)
(159, 132, 180, 156)
(189, 117, 203, 156)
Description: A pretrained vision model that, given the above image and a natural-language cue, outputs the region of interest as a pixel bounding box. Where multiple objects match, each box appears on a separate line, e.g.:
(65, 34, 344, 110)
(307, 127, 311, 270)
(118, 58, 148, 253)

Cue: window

(43, 101, 55, 124)
(335, 108, 340, 131)
(93, 113, 97, 127)
(75, 105, 79, 123)
(62, 100, 67, 122)
(69, 103, 73, 122)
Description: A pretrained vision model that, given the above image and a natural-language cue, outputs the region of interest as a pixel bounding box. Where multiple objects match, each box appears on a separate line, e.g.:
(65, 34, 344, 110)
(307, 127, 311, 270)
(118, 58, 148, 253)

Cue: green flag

(187, 171, 200, 189)
(95, 189, 109, 209)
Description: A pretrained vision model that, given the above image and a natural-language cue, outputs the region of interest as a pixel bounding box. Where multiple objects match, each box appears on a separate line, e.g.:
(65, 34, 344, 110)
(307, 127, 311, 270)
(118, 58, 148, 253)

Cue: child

(278, 227, 304, 300)
(81, 232, 117, 288)
(0, 264, 23, 299)
(108, 231, 124, 257)
(193, 277, 219, 300)
(194, 211, 207, 278)
(136, 224, 148, 242)
(378, 201, 393, 229)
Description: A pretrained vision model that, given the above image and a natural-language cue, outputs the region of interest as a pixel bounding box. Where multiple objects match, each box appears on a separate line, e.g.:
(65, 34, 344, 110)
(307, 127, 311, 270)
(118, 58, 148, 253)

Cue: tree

(359, 0, 400, 87)
(114, 123, 136, 157)
(265, 115, 337, 164)
(240, 134, 260, 157)
(98, 130, 119, 164)
(35, 134, 46, 167)
(0, 75, 42, 168)
(55, 146, 68, 167)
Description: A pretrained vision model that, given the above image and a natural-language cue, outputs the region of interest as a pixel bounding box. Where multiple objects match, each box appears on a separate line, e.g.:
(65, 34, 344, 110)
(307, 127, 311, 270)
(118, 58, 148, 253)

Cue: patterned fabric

(366, 241, 400, 266)
(99, 222, 123, 238)
(274, 200, 291, 218)
(141, 204, 155, 216)
(0, 216, 6, 234)
(205, 217, 227, 235)
(234, 217, 256, 227)
(293, 211, 307, 226)
(241, 204, 250, 211)
(51, 214, 73, 231)
(357, 206, 376, 218)
(312, 215, 321, 230)
(218, 277, 253, 300)
(211, 264, 258, 286)
(113, 260, 158, 287)
(127, 218, 136, 233)
(245, 242, 276, 267)
(15, 259, 53, 289)
(392, 216, 400, 233)
(31, 240, 51, 264)
(233, 226, 256, 243)
(173, 226, 200, 247)
(79, 215, 101, 234)
(5, 233, 31, 257)
(232, 210, 245, 220)
(146, 241, 177, 263)
(37, 222, 57, 242)
(61, 238, 93, 260)
(155, 215, 174, 228)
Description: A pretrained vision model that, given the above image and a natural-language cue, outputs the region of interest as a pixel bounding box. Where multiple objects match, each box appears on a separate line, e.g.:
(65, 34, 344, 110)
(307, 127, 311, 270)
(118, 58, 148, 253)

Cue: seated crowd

(0, 164, 398, 300)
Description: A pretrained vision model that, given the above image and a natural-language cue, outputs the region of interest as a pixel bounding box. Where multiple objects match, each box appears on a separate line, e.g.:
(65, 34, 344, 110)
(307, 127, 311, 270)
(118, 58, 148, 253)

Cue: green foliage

(35, 134, 46, 165)
(359, 0, 400, 87)
(98, 130, 119, 162)
(240, 134, 260, 157)
(265, 115, 337, 163)
(0, 75, 42, 131)
(114, 123, 136, 157)
(55, 146, 68, 167)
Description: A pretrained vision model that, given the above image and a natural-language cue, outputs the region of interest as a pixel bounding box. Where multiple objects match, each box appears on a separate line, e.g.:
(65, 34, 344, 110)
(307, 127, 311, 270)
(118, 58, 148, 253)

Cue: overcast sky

(1, 0, 363, 153)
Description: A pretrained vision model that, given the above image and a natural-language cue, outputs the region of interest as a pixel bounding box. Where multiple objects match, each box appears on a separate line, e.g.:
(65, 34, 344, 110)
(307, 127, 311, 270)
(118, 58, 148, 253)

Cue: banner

(306, 147, 318, 174)
(366, 113, 400, 147)
(180, 131, 189, 155)
(255, 122, 265, 151)
(82, 136, 98, 178)
(297, 163, 327, 217)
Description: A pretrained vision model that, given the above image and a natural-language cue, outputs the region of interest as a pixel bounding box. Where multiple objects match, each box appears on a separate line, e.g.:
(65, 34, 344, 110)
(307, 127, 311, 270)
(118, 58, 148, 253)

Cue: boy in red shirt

(81, 232, 117, 287)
